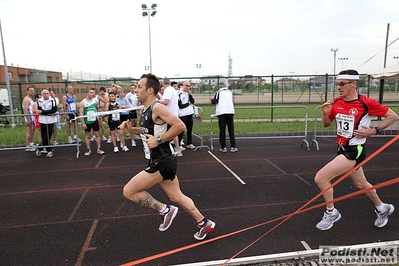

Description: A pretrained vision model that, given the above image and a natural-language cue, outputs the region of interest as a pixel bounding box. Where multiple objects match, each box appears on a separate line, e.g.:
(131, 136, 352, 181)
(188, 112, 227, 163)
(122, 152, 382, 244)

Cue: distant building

(0, 65, 136, 106)
(0, 65, 62, 83)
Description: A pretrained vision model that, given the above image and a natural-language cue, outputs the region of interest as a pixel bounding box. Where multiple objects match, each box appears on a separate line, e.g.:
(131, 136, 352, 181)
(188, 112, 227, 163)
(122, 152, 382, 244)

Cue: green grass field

(1, 103, 399, 147)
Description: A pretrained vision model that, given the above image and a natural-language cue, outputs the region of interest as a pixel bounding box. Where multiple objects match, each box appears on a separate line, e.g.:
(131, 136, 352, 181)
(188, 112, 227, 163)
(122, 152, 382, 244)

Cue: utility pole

(379, 23, 390, 104)
(330, 47, 338, 97)
(0, 19, 15, 126)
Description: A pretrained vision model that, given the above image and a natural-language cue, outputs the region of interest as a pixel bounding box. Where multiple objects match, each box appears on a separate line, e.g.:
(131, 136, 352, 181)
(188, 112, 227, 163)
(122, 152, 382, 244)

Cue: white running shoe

(25, 145, 36, 152)
(186, 144, 195, 149)
(122, 145, 129, 152)
(194, 220, 216, 241)
(374, 203, 395, 228)
(316, 209, 342, 230)
(159, 205, 178, 232)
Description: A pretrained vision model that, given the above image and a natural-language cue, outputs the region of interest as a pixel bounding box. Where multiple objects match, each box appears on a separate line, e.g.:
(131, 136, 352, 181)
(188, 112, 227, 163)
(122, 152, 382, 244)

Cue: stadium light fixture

(142, 3, 157, 73)
(338, 57, 348, 70)
(330, 47, 338, 95)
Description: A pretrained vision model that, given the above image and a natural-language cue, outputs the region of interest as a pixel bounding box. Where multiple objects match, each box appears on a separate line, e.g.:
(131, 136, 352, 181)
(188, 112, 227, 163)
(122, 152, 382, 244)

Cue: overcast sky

(1, 0, 399, 79)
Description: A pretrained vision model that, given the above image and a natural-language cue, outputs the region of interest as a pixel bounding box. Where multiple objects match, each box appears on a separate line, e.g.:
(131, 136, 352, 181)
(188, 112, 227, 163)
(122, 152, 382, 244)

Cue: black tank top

(140, 101, 174, 162)
(108, 102, 120, 121)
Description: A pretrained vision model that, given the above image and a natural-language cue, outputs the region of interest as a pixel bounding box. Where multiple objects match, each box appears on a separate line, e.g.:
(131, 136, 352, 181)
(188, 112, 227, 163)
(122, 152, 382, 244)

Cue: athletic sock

(197, 217, 208, 227)
(375, 203, 386, 213)
(159, 205, 169, 215)
(326, 206, 335, 213)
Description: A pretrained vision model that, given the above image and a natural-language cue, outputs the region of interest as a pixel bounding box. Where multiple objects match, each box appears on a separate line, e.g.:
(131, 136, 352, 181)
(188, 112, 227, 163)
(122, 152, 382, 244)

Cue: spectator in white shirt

(177, 81, 195, 149)
(211, 82, 237, 153)
(161, 77, 183, 156)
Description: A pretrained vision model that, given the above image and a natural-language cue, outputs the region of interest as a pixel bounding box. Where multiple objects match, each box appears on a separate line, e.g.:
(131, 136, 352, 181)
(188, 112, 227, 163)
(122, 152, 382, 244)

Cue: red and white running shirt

(328, 94, 388, 146)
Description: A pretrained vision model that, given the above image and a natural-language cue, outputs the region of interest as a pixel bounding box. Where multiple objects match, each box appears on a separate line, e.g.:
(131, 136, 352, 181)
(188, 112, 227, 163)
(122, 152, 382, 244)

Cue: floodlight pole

(142, 4, 157, 73)
(394, 56, 399, 92)
(0, 19, 15, 126)
(196, 63, 201, 76)
(338, 57, 348, 70)
(330, 47, 338, 97)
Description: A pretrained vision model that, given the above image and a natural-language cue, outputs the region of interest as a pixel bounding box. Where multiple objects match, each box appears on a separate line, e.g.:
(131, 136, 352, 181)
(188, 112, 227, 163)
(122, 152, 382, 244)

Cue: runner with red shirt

(314, 69, 398, 230)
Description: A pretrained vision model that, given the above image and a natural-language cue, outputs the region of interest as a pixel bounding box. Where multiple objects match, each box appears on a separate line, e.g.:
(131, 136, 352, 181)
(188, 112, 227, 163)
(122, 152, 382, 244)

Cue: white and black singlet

(140, 101, 177, 180)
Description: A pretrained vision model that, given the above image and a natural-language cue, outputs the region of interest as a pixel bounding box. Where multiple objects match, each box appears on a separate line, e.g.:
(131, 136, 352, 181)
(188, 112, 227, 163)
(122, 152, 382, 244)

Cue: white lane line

(69, 188, 89, 220)
(300, 241, 319, 265)
(75, 219, 98, 266)
(301, 240, 312, 250)
(207, 150, 246, 185)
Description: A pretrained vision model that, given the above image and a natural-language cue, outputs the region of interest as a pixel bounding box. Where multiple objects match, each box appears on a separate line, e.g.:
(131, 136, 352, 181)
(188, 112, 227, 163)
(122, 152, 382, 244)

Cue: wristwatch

(374, 126, 382, 135)
(157, 136, 164, 144)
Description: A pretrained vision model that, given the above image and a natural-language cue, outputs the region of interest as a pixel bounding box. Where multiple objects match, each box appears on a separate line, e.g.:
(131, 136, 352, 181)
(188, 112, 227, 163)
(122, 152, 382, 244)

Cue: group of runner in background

(23, 80, 197, 158)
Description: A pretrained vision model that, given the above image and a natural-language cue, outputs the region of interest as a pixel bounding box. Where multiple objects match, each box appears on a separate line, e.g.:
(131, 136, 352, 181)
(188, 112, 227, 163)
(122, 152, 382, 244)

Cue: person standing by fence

(62, 86, 80, 144)
(23, 86, 36, 151)
(49, 90, 60, 145)
(125, 84, 139, 147)
(33, 89, 58, 158)
(178, 80, 195, 150)
(79, 88, 105, 156)
(104, 92, 127, 153)
(161, 77, 183, 156)
(211, 82, 237, 153)
(314, 69, 398, 230)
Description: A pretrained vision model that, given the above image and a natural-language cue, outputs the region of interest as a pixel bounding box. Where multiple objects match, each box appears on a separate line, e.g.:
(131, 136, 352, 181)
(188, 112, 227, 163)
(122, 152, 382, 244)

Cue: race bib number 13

(336, 114, 354, 138)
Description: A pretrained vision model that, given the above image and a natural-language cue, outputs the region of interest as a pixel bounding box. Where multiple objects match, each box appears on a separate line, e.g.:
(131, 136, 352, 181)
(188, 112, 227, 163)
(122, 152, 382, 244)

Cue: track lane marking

(75, 219, 98, 266)
(69, 188, 89, 221)
(301, 240, 312, 250)
(95, 155, 106, 169)
(207, 150, 246, 185)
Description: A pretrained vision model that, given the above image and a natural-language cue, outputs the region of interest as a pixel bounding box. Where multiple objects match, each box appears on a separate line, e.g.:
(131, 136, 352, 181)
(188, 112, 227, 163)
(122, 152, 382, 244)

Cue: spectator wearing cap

(211, 82, 237, 153)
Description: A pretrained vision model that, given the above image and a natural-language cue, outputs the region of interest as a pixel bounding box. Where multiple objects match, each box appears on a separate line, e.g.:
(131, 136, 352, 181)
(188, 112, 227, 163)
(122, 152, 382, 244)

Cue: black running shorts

(337, 144, 366, 166)
(145, 158, 177, 181)
(84, 120, 100, 133)
(129, 110, 137, 119)
(108, 120, 121, 131)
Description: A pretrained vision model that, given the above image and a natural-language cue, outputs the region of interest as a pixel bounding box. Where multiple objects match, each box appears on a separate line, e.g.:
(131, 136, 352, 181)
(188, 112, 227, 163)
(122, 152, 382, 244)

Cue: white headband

(337, 74, 359, 80)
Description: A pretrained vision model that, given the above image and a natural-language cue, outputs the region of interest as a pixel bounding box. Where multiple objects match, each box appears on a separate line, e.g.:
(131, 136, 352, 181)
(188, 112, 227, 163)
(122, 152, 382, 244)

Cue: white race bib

(140, 133, 151, 159)
(112, 112, 120, 121)
(87, 110, 97, 122)
(336, 114, 355, 138)
(69, 102, 76, 111)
